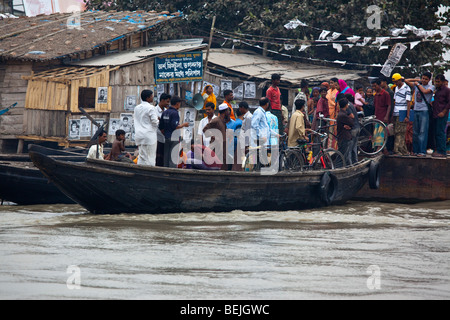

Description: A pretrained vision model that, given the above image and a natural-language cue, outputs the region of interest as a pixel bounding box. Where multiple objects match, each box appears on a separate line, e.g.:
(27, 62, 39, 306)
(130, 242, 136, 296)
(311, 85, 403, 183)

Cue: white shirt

(394, 83, 412, 115)
(133, 101, 159, 146)
(198, 115, 217, 147)
(241, 111, 253, 133)
(87, 144, 104, 160)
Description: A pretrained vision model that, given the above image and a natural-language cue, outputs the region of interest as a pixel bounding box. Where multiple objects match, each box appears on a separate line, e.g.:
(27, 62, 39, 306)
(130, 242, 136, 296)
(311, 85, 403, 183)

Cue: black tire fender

(320, 171, 337, 205)
(369, 160, 380, 190)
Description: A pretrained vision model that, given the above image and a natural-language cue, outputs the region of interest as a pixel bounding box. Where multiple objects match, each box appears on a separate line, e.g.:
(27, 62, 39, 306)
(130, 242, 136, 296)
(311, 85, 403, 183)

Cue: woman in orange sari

(202, 85, 217, 110)
(326, 78, 339, 148)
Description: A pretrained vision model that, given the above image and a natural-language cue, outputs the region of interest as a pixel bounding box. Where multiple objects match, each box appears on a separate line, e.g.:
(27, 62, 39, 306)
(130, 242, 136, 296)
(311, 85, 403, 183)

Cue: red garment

(316, 97, 330, 118)
(266, 86, 281, 110)
(373, 89, 391, 122)
(432, 85, 450, 118)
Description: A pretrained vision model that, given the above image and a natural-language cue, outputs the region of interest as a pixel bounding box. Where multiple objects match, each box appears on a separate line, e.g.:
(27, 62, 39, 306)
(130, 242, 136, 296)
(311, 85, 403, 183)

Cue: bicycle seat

(297, 139, 308, 145)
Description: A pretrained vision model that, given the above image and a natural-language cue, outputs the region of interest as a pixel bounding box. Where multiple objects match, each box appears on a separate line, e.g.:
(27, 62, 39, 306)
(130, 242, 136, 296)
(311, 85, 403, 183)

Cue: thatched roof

(0, 10, 182, 61)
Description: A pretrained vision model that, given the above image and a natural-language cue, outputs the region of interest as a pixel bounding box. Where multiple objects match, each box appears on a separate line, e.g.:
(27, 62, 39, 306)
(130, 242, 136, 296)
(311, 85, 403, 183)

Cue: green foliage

(84, 0, 450, 76)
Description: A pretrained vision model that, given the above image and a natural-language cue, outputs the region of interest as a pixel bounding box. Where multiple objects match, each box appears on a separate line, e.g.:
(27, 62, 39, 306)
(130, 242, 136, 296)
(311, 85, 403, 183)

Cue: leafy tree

(84, 0, 450, 77)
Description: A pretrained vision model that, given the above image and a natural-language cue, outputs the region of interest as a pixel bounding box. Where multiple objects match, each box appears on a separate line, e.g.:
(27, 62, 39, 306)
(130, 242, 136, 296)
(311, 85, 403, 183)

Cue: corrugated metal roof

(69, 38, 207, 67)
(207, 48, 364, 83)
(0, 10, 182, 61)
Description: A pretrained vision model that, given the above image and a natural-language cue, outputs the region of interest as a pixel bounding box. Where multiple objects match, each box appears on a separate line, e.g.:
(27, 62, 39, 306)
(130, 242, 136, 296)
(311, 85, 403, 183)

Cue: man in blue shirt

(250, 97, 271, 167)
(159, 96, 189, 168)
(251, 97, 271, 146)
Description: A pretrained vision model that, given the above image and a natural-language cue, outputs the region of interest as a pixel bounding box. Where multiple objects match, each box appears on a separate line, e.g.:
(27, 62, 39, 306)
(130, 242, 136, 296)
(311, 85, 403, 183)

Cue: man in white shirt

(134, 90, 159, 166)
(392, 73, 412, 155)
(87, 130, 108, 160)
(198, 102, 217, 147)
(156, 93, 171, 166)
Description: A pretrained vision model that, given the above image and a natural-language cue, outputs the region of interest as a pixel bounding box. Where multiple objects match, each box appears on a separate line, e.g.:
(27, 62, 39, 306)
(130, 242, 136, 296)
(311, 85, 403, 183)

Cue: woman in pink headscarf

(338, 79, 355, 97)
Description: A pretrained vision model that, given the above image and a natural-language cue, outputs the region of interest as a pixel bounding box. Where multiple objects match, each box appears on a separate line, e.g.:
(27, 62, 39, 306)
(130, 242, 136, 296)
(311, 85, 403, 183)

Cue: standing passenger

(392, 73, 412, 156)
(288, 99, 308, 148)
(431, 74, 450, 158)
(336, 99, 354, 165)
(203, 103, 230, 170)
(266, 73, 284, 134)
(198, 102, 217, 147)
(159, 96, 189, 168)
(405, 72, 434, 156)
(156, 93, 171, 166)
(134, 90, 159, 166)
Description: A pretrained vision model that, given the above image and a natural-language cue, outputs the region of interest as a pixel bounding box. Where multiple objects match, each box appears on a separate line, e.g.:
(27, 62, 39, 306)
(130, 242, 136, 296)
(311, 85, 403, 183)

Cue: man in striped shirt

(392, 73, 411, 156)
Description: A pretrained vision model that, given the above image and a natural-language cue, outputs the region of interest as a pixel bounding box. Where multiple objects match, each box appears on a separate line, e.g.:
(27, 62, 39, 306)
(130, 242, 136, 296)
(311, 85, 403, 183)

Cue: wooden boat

(0, 160, 76, 205)
(0, 146, 86, 205)
(354, 155, 450, 203)
(27, 144, 88, 157)
(29, 150, 382, 214)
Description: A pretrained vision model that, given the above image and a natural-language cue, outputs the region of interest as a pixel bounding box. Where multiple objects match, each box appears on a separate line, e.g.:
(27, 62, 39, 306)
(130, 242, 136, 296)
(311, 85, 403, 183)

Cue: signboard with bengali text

(155, 51, 203, 84)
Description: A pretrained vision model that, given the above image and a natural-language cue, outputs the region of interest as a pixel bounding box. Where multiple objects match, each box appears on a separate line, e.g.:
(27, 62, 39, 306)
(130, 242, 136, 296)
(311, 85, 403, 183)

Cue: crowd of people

(87, 71, 450, 168)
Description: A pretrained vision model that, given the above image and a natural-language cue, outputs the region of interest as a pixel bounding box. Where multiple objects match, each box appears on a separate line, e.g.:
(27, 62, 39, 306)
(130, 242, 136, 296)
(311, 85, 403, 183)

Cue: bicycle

(318, 112, 387, 157)
(281, 130, 346, 172)
(356, 112, 388, 156)
(242, 133, 289, 172)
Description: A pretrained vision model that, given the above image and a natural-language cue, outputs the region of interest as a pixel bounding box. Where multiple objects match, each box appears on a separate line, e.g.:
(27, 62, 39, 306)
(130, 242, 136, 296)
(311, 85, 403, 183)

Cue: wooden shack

(0, 10, 183, 153)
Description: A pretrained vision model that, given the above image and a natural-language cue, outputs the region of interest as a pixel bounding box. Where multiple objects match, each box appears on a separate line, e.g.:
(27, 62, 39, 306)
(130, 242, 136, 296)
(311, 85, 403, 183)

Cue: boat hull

(0, 161, 75, 205)
(355, 155, 450, 203)
(30, 151, 379, 214)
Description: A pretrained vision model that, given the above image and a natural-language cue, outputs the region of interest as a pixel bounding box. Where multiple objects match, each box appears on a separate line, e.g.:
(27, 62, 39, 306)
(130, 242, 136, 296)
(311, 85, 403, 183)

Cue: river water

(0, 200, 449, 300)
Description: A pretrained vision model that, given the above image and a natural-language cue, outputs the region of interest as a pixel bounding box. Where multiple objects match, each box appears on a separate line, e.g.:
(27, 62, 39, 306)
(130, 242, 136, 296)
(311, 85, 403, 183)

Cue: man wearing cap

(392, 73, 411, 156)
(203, 103, 230, 170)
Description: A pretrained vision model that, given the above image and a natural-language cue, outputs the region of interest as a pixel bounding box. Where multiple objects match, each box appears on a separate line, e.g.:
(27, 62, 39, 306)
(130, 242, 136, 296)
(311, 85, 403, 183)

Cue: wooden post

(203, 16, 216, 77)
(16, 139, 24, 154)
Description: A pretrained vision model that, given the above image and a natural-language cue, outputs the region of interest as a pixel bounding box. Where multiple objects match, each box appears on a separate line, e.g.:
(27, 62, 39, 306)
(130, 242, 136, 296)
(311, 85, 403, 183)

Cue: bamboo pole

(203, 16, 216, 77)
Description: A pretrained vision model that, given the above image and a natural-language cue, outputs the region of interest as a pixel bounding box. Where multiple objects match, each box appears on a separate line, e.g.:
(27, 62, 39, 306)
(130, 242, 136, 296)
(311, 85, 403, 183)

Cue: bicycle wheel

(358, 119, 387, 156)
(312, 150, 334, 170)
(281, 149, 304, 171)
(324, 148, 346, 168)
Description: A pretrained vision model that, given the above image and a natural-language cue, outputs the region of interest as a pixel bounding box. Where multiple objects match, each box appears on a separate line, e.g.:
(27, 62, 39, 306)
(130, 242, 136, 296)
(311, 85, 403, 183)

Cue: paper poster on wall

(68, 119, 80, 140)
(97, 87, 108, 104)
(244, 81, 256, 99)
(80, 116, 92, 137)
(380, 43, 408, 77)
(221, 80, 232, 97)
(92, 119, 105, 137)
(120, 113, 134, 141)
(181, 107, 196, 142)
(233, 83, 244, 100)
(124, 95, 137, 112)
(109, 118, 120, 136)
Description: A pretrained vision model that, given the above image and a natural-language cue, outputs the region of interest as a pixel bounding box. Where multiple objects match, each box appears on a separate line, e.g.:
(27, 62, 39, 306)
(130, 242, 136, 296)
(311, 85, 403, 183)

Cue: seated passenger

(109, 129, 133, 163)
(87, 130, 108, 160)
(186, 144, 222, 170)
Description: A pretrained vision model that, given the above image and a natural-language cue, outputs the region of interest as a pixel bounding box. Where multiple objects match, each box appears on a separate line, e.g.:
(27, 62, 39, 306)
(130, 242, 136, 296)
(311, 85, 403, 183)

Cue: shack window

(78, 87, 96, 109)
